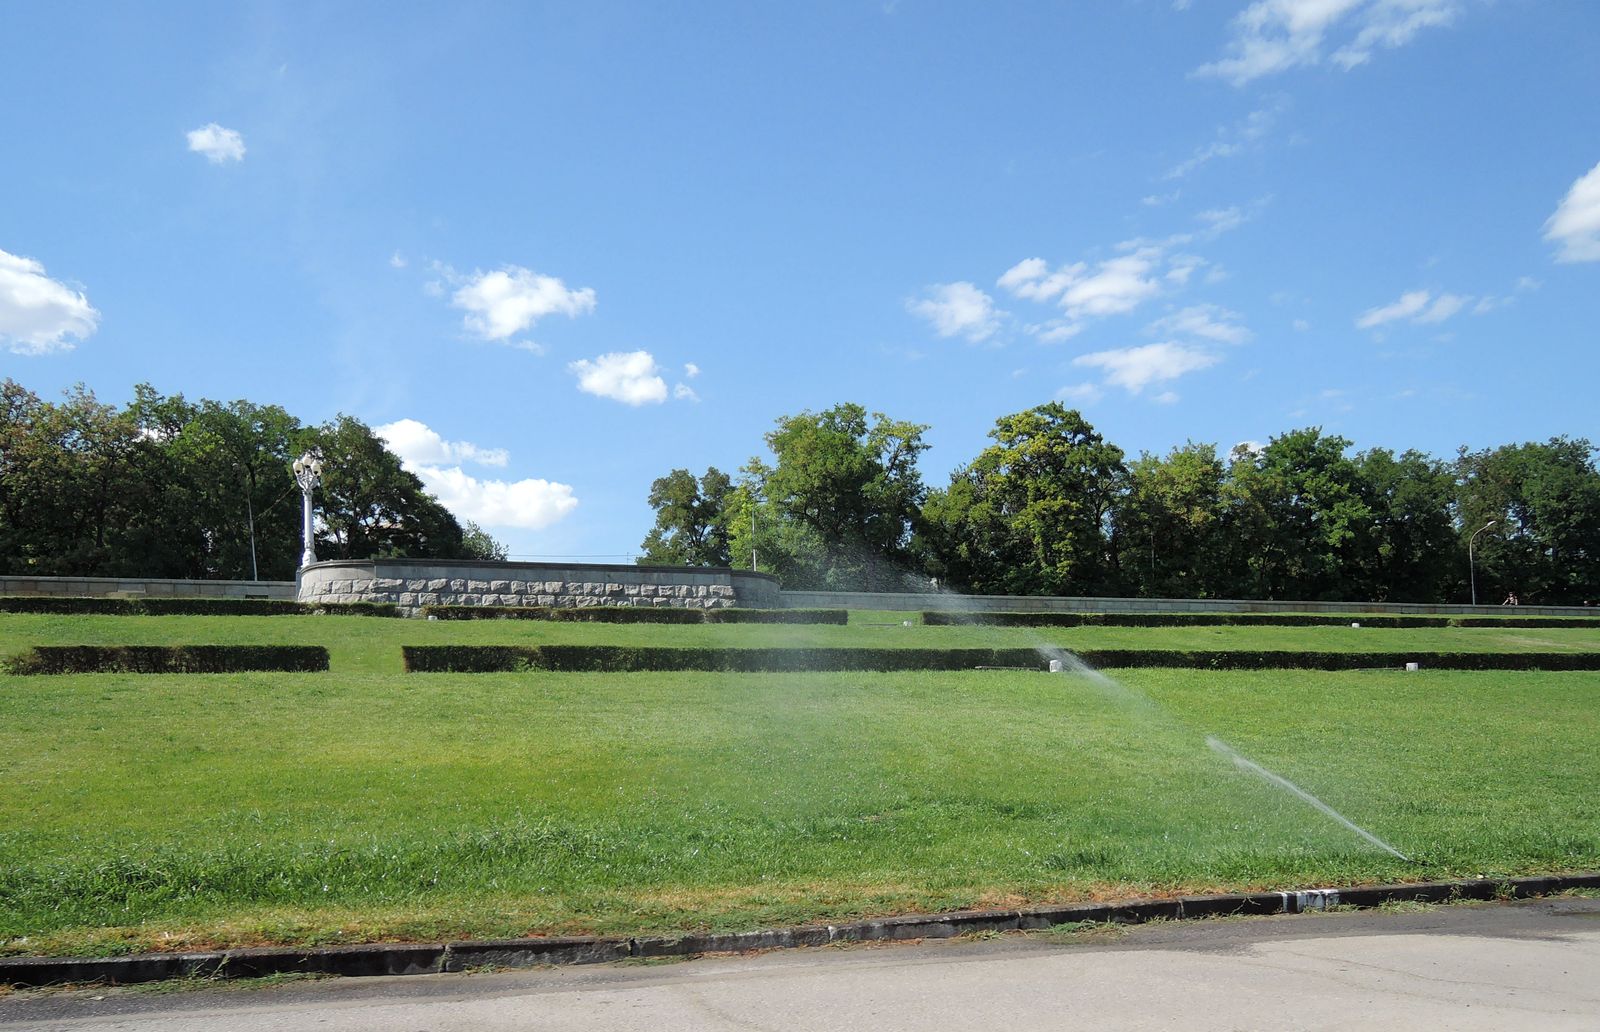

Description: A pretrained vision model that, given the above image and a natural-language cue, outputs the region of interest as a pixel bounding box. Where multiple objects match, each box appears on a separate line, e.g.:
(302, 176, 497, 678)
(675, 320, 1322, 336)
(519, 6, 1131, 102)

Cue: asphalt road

(4, 897, 1599, 1031)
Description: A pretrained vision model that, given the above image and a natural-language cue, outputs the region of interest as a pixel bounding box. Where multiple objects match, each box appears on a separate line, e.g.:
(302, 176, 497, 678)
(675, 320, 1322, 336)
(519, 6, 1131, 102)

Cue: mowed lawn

(1, 612, 1598, 674)
(2, 623, 1597, 956)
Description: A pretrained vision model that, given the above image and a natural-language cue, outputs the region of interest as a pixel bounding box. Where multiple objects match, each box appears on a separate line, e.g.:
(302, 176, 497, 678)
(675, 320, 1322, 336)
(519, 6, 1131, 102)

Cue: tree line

(640, 402, 1600, 606)
(0, 380, 504, 581)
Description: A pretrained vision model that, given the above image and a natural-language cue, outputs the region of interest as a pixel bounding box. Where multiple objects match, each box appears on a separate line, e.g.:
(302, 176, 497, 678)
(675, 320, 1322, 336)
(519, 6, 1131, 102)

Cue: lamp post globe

(294, 450, 324, 569)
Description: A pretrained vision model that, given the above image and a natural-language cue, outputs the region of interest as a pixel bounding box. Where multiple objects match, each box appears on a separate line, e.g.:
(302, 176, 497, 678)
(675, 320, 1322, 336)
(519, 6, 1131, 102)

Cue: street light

(1469, 519, 1497, 606)
(292, 449, 324, 569)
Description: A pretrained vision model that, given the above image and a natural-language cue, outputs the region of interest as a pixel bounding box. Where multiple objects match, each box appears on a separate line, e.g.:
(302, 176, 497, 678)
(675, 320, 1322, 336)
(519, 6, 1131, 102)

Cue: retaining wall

(0, 575, 294, 600)
(778, 590, 1596, 619)
(297, 559, 782, 615)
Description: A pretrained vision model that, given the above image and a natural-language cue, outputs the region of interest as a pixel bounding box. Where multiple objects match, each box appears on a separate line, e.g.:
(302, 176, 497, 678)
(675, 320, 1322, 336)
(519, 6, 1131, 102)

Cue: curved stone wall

(296, 559, 781, 614)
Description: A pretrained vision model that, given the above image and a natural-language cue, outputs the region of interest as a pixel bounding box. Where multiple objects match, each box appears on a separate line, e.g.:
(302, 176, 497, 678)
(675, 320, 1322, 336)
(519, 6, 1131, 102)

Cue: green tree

(1115, 443, 1230, 597)
(638, 467, 734, 566)
(461, 521, 509, 561)
(1351, 447, 1458, 602)
(306, 415, 470, 560)
(1223, 429, 1373, 601)
(749, 404, 929, 590)
(921, 404, 1125, 596)
(1455, 438, 1600, 604)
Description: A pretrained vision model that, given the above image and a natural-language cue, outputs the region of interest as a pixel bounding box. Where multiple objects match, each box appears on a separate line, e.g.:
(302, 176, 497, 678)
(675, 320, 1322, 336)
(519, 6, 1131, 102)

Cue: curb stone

(3, 872, 1597, 988)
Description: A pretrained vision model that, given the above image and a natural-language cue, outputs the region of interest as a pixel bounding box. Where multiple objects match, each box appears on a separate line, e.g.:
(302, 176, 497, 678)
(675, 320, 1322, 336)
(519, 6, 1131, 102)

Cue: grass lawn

(2, 643, 1596, 956)
(2, 612, 1598, 675)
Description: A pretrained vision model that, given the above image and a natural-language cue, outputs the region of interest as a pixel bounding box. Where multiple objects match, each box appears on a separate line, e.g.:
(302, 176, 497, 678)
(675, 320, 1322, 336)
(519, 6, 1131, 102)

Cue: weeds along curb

(4, 872, 1596, 988)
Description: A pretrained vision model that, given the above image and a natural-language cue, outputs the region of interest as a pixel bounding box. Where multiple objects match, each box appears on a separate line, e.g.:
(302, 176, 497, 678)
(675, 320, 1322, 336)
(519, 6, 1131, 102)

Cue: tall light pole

(292, 450, 324, 569)
(1469, 519, 1497, 606)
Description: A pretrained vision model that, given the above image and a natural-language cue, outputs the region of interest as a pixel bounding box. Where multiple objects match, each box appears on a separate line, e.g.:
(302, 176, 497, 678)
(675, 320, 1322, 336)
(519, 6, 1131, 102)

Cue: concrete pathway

(4, 896, 1598, 1031)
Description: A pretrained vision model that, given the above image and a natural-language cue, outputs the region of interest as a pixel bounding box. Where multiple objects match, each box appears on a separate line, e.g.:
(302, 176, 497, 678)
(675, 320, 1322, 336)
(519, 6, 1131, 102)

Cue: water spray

(1206, 736, 1412, 863)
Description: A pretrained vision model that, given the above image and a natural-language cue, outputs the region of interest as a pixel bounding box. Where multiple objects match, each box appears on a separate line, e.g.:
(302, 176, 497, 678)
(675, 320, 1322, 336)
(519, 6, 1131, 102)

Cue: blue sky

(3, 1, 1597, 561)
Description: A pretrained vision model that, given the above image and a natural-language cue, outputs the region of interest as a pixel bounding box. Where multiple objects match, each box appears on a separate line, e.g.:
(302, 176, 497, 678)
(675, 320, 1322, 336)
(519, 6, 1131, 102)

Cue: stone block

(480, 595, 501, 606)
(417, 593, 439, 606)
(509, 581, 527, 594)
(375, 578, 405, 590)
(405, 579, 428, 591)
(427, 579, 449, 591)
(605, 582, 623, 594)
(468, 580, 490, 592)
(449, 579, 467, 592)
(458, 594, 481, 606)
(624, 584, 640, 595)
(398, 593, 418, 607)
(538, 595, 555, 606)
(489, 580, 510, 592)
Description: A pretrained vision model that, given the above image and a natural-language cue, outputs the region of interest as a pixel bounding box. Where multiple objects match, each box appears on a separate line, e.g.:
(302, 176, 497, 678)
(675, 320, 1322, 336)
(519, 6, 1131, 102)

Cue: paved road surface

(4, 897, 1598, 1031)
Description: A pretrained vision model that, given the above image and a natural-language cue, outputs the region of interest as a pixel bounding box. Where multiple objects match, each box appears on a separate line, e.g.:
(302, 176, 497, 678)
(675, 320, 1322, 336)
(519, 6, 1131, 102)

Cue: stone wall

(297, 559, 782, 614)
(0, 575, 294, 600)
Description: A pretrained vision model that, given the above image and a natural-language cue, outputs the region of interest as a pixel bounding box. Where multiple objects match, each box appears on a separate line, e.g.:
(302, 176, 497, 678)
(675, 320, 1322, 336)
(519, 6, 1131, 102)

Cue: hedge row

(401, 645, 1600, 674)
(0, 596, 399, 618)
(419, 605, 848, 625)
(921, 611, 1600, 629)
(4, 645, 330, 675)
(402, 645, 1048, 673)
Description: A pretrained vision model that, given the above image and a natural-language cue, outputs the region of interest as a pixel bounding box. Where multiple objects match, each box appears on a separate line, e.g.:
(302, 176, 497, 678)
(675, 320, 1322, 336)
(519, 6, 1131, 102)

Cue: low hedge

(0, 596, 398, 618)
(420, 605, 848, 625)
(921, 611, 1600, 629)
(4, 645, 330, 675)
(403, 645, 1047, 673)
(402, 644, 1600, 674)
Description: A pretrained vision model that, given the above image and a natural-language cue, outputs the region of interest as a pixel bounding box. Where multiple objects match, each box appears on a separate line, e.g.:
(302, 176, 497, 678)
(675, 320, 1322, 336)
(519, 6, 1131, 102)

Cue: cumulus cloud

(1055, 383, 1105, 405)
(999, 250, 1168, 332)
(683, 362, 700, 378)
(375, 418, 509, 468)
(376, 418, 577, 530)
(450, 265, 596, 341)
(1544, 159, 1600, 263)
(186, 123, 246, 164)
(410, 464, 578, 530)
(906, 281, 1003, 342)
(0, 248, 100, 355)
(568, 350, 669, 405)
(1148, 304, 1253, 344)
(1196, 0, 1459, 86)
(673, 383, 700, 402)
(1072, 342, 1220, 394)
(1355, 288, 1469, 329)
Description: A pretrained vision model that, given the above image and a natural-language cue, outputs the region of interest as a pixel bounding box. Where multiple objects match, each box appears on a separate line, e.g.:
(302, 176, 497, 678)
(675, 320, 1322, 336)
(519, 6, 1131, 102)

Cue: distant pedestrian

(1502, 591, 1519, 606)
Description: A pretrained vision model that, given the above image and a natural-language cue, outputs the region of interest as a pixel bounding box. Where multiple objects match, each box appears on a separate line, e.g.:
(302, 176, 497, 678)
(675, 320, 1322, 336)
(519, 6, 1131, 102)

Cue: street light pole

(1469, 519, 1497, 606)
(292, 450, 324, 569)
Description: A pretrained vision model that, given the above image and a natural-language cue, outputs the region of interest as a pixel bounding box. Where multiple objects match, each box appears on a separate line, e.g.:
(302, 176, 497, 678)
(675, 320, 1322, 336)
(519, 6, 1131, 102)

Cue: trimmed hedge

(419, 604, 848, 625)
(4, 645, 330, 675)
(0, 596, 398, 618)
(402, 644, 1600, 674)
(921, 611, 1600, 629)
(403, 645, 1047, 673)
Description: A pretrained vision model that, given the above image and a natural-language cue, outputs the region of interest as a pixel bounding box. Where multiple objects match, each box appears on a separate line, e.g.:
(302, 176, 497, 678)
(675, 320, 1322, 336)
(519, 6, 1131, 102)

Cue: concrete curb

(4, 872, 1597, 988)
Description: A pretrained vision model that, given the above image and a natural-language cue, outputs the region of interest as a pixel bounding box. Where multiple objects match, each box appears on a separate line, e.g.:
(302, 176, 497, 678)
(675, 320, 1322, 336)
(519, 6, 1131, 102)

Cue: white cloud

(1196, 0, 1458, 86)
(1153, 391, 1181, 405)
(389, 252, 407, 269)
(411, 464, 578, 530)
(376, 418, 578, 530)
(1163, 101, 1285, 179)
(1073, 342, 1220, 394)
(683, 362, 701, 378)
(1148, 304, 1253, 344)
(1293, 318, 1311, 332)
(568, 350, 669, 405)
(1001, 251, 1164, 320)
(1331, 0, 1459, 69)
(1355, 289, 1430, 328)
(0, 248, 100, 355)
(1544, 159, 1600, 263)
(1414, 292, 1468, 324)
(451, 265, 596, 341)
(1055, 383, 1104, 405)
(1356, 288, 1469, 329)
(375, 418, 509, 468)
(186, 123, 246, 164)
(673, 383, 700, 402)
(907, 281, 1003, 342)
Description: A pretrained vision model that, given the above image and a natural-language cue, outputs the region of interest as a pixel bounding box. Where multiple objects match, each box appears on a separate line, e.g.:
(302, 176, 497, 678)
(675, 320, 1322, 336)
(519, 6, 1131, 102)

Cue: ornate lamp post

(1469, 519, 1497, 606)
(292, 450, 324, 569)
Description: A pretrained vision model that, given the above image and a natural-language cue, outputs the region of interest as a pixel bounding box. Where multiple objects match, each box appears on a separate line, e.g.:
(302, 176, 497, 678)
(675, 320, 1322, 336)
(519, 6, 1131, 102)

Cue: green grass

(3, 611, 1598, 675)
(2, 644, 1597, 957)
